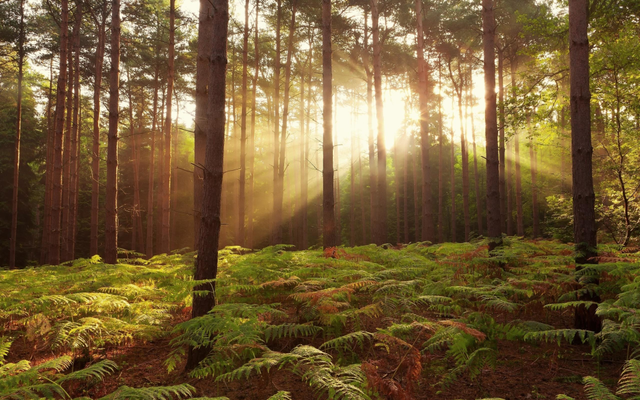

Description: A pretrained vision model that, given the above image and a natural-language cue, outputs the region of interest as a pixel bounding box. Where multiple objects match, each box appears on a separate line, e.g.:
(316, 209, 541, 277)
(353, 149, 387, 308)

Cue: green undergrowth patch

(2, 239, 640, 399)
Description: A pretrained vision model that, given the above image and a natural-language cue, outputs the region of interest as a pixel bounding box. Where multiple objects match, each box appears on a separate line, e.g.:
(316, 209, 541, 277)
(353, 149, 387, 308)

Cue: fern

(583, 376, 619, 400)
(99, 383, 196, 399)
(320, 331, 376, 352)
(524, 329, 596, 347)
(266, 392, 292, 400)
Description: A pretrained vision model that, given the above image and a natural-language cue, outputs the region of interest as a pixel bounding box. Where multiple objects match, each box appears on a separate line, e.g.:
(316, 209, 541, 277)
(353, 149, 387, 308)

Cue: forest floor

(1, 238, 636, 400)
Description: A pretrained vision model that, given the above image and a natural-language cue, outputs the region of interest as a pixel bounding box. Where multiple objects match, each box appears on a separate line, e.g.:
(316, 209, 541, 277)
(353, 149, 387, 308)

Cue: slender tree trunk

(458, 63, 470, 242)
(482, 0, 501, 248)
(271, 0, 282, 244)
(351, 93, 356, 246)
(514, 129, 523, 236)
(247, 0, 259, 249)
(560, 106, 566, 193)
(498, 48, 506, 234)
(161, 0, 176, 253)
(371, 0, 387, 244)
(511, 63, 524, 236)
(530, 133, 539, 238)
(10, 0, 25, 268)
(41, 58, 55, 265)
(128, 69, 143, 253)
(437, 61, 444, 243)
(146, 67, 160, 257)
(194, 0, 213, 251)
(569, 0, 596, 259)
(274, 2, 296, 245)
(237, 0, 250, 246)
(91, 5, 107, 257)
(413, 141, 420, 242)
(68, 3, 82, 260)
(49, 0, 70, 265)
(61, 42, 74, 261)
(469, 78, 482, 236)
(569, 0, 599, 333)
(450, 96, 456, 242)
(186, 0, 228, 370)
(300, 29, 311, 250)
(322, 0, 336, 248)
(334, 88, 340, 242)
(403, 131, 409, 243)
(105, 0, 121, 264)
(415, 0, 433, 242)
(364, 11, 377, 245)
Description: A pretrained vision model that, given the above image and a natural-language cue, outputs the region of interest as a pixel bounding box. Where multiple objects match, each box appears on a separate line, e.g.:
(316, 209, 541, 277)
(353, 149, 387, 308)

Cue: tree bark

(437, 60, 445, 243)
(68, 2, 82, 260)
(482, 0, 502, 248)
(41, 58, 55, 265)
(161, 0, 176, 254)
(186, 0, 229, 370)
(469, 70, 482, 236)
(415, 0, 433, 243)
(271, 0, 282, 244)
(105, 0, 121, 264)
(498, 48, 507, 234)
(371, 0, 387, 245)
(569, 0, 597, 260)
(322, 0, 336, 248)
(237, 0, 250, 247)
(61, 39, 74, 261)
(49, 0, 70, 265)
(511, 63, 524, 237)
(9, 0, 25, 268)
(194, 0, 213, 251)
(530, 133, 539, 238)
(91, 2, 107, 257)
(364, 11, 377, 245)
(247, 0, 259, 249)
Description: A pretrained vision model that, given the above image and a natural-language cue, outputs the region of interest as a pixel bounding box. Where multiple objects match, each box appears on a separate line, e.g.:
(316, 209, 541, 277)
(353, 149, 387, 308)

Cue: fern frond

(583, 376, 619, 400)
(524, 329, 595, 347)
(56, 359, 118, 383)
(99, 383, 196, 399)
(320, 331, 375, 352)
(266, 391, 292, 400)
(617, 359, 640, 396)
(263, 323, 322, 342)
(544, 301, 599, 311)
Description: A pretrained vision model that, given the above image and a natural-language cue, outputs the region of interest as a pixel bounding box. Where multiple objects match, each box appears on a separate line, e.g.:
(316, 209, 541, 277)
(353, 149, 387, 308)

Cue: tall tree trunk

(146, 66, 160, 257)
(128, 68, 143, 253)
(482, 0, 501, 248)
(498, 48, 506, 234)
(68, 2, 82, 260)
(457, 62, 470, 242)
(105, 0, 121, 264)
(569, 0, 599, 333)
(61, 41, 74, 261)
(450, 97, 456, 242)
(569, 0, 596, 260)
(437, 61, 444, 243)
(469, 79, 482, 236)
(194, 0, 213, 251)
(300, 29, 311, 250)
(506, 132, 513, 235)
(371, 0, 387, 245)
(49, 0, 70, 265)
(514, 129, 523, 236)
(274, 2, 296, 245)
(238, 0, 250, 246)
(247, 0, 259, 249)
(334, 88, 340, 242)
(10, 0, 25, 268)
(161, 0, 176, 253)
(415, 0, 433, 242)
(271, 0, 282, 244)
(322, 0, 336, 248)
(530, 133, 539, 238)
(186, 0, 228, 370)
(403, 131, 409, 243)
(91, 3, 107, 257)
(511, 62, 524, 236)
(350, 93, 356, 246)
(364, 11, 377, 245)
(41, 58, 55, 265)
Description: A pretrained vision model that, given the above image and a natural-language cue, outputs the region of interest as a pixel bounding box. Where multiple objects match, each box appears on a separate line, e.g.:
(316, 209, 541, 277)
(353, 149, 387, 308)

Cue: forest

(1, 0, 640, 398)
